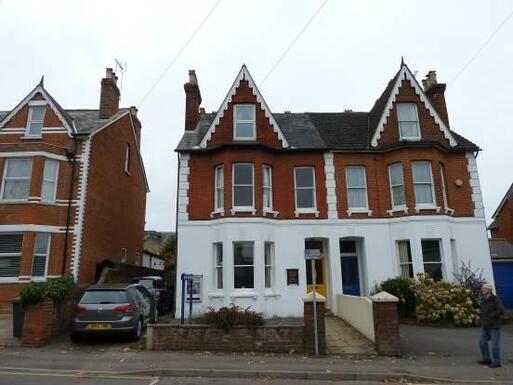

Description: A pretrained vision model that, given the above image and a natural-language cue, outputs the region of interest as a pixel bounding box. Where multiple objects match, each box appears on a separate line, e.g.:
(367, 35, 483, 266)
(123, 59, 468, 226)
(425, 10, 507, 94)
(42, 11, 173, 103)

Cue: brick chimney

(184, 70, 202, 130)
(422, 70, 449, 127)
(99, 68, 120, 119)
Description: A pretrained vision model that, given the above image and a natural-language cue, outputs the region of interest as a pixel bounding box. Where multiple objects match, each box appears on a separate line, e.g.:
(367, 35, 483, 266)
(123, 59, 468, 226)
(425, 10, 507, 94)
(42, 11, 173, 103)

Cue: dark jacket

(480, 294, 505, 328)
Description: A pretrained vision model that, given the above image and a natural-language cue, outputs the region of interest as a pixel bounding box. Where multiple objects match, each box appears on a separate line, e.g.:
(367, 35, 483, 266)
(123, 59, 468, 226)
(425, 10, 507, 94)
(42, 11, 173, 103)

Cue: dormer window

(26, 105, 46, 137)
(397, 103, 420, 140)
(233, 104, 255, 140)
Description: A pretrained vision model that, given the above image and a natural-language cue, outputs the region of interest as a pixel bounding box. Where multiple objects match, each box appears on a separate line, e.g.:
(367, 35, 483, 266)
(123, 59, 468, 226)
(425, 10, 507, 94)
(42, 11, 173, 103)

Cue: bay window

(1, 159, 32, 200)
(412, 161, 435, 206)
(42, 159, 59, 202)
(233, 242, 254, 289)
(421, 239, 443, 281)
(232, 163, 254, 209)
(214, 165, 224, 211)
(32, 233, 50, 277)
(345, 166, 368, 209)
(264, 242, 274, 289)
(294, 167, 316, 210)
(389, 163, 406, 208)
(0, 234, 23, 278)
(214, 242, 223, 290)
(397, 240, 413, 278)
(262, 165, 272, 210)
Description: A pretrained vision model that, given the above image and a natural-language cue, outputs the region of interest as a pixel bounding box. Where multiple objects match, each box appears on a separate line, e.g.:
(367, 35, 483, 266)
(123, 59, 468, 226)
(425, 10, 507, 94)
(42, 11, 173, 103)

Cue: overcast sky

(0, 0, 512, 231)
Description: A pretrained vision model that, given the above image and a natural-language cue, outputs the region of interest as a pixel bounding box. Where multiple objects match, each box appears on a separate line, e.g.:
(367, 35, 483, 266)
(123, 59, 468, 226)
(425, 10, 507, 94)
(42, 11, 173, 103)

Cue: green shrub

(20, 276, 76, 307)
(203, 305, 264, 331)
(375, 276, 415, 315)
(413, 273, 479, 327)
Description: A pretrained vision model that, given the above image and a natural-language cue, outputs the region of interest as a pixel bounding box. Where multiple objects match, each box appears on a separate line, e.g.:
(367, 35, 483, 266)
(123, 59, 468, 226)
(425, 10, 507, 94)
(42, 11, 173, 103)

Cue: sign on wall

(287, 269, 299, 285)
(186, 275, 202, 302)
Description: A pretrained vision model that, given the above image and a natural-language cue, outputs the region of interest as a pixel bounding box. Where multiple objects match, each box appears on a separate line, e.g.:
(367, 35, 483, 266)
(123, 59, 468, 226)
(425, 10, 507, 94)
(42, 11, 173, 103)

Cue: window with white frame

(412, 161, 435, 205)
(2, 159, 33, 200)
(41, 159, 59, 202)
(233, 241, 254, 289)
(214, 242, 223, 290)
(397, 240, 413, 278)
(32, 233, 50, 277)
(262, 165, 272, 210)
(233, 105, 256, 140)
(345, 166, 368, 209)
(264, 242, 274, 289)
(294, 167, 316, 210)
(214, 165, 224, 211)
(440, 164, 449, 210)
(0, 234, 23, 277)
(232, 163, 253, 209)
(397, 103, 420, 139)
(124, 143, 131, 174)
(26, 105, 46, 137)
(421, 239, 443, 281)
(388, 163, 406, 208)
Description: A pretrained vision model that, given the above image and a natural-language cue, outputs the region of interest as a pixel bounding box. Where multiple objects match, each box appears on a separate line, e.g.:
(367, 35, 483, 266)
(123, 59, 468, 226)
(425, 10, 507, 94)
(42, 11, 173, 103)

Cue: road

(0, 370, 414, 385)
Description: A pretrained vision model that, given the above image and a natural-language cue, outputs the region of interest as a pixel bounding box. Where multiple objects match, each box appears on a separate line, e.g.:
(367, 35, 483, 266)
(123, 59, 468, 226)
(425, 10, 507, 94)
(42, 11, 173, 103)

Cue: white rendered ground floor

(174, 216, 493, 318)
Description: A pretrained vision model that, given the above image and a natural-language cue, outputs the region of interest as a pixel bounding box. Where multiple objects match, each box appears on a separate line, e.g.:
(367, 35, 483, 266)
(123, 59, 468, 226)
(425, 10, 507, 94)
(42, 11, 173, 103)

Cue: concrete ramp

(325, 315, 375, 355)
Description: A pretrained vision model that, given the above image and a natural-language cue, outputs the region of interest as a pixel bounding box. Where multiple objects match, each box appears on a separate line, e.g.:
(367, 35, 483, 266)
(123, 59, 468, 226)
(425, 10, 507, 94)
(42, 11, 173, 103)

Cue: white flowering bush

(413, 273, 479, 327)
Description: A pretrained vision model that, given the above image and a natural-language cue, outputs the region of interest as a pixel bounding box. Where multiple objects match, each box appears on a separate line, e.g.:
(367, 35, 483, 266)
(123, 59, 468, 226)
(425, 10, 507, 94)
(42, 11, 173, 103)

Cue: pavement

(0, 320, 512, 384)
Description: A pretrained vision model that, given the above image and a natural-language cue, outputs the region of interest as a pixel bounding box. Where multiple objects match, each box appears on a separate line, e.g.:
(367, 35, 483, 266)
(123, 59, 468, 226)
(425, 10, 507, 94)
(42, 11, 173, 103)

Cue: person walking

(478, 283, 504, 368)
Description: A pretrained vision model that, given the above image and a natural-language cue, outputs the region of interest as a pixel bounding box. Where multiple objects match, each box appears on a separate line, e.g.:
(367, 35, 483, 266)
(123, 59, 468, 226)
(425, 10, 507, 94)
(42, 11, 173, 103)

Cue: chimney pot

(188, 70, 198, 84)
(422, 70, 438, 92)
(422, 69, 450, 127)
(130, 106, 138, 117)
(199, 107, 205, 114)
(184, 69, 202, 130)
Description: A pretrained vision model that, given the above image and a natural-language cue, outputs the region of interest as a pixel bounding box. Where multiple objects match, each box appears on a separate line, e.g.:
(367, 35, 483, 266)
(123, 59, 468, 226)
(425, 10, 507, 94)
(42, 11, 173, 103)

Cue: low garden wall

(335, 294, 375, 342)
(335, 291, 400, 356)
(147, 324, 304, 353)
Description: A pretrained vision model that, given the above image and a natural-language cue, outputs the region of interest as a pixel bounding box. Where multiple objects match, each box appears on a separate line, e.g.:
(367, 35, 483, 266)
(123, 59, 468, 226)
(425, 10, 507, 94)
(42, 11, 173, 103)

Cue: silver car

(70, 283, 157, 342)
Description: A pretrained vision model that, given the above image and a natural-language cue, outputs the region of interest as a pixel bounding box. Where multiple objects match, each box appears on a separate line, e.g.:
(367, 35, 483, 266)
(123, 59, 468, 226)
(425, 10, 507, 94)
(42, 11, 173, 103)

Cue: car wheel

(131, 318, 143, 341)
(70, 333, 82, 343)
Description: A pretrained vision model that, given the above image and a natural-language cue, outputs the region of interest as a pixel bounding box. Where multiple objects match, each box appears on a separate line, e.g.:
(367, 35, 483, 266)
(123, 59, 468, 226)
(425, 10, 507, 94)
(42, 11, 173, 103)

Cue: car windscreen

(80, 290, 128, 304)
(137, 279, 155, 289)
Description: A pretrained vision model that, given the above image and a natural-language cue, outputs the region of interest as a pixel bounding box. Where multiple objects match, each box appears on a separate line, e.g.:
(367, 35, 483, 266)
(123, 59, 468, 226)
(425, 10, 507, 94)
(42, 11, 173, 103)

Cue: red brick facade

(0, 72, 147, 310)
(490, 187, 513, 243)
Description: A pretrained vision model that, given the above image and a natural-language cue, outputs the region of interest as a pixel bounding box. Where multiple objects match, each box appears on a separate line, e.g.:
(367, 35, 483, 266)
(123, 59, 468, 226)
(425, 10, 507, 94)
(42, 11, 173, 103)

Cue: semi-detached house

(0, 69, 148, 312)
(175, 62, 493, 318)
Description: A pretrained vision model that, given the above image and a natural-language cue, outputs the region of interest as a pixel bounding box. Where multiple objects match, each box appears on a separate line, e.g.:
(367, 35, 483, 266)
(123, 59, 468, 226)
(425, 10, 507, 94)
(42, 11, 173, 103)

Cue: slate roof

(176, 66, 479, 152)
(489, 239, 513, 261)
(0, 108, 129, 135)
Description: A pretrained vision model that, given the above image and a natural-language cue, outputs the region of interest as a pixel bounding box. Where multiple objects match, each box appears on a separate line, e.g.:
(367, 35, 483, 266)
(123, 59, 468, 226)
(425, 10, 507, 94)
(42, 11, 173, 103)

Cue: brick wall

(372, 301, 400, 356)
(491, 197, 513, 243)
(147, 324, 304, 353)
(79, 114, 147, 284)
(303, 300, 326, 355)
(188, 148, 327, 220)
(21, 301, 53, 347)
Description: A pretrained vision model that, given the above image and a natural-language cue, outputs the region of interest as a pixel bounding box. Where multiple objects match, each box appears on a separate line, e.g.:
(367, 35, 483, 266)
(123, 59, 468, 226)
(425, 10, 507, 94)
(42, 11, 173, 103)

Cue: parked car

(129, 276, 172, 314)
(70, 283, 158, 342)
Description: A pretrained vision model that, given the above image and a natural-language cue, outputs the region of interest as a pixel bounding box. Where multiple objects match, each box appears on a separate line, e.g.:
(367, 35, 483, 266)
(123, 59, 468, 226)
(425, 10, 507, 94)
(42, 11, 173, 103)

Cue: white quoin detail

(370, 64, 457, 148)
(197, 65, 289, 149)
(466, 152, 485, 218)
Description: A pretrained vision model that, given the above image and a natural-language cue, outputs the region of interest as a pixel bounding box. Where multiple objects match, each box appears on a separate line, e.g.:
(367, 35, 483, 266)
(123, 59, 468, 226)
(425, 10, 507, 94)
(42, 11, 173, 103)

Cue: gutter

(173, 153, 181, 317)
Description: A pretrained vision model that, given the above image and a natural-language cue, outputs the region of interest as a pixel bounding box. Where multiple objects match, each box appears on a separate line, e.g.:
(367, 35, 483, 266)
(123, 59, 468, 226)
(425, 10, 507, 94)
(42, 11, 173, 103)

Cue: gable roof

(0, 81, 76, 134)
(176, 63, 480, 153)
(197, 65, 289, 149)
(369, 62, 457, 147)
(491, 183, 513, 219)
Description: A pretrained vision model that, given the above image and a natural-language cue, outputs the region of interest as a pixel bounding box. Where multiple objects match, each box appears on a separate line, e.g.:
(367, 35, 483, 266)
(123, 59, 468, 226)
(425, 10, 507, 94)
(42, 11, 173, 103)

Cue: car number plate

(86, 323, 111, 330)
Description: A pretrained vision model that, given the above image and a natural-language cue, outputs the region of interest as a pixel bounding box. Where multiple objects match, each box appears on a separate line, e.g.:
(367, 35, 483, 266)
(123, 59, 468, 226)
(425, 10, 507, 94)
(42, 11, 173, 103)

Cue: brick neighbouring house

(0, 69, 148, 312)
(488, 183, 513, 308)
(174, 62, 493, 318)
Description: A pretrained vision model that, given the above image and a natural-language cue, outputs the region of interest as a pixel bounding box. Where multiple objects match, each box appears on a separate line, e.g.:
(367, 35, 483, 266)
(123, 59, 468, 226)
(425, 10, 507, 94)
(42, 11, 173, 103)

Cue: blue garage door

(492, 262, 513, 309)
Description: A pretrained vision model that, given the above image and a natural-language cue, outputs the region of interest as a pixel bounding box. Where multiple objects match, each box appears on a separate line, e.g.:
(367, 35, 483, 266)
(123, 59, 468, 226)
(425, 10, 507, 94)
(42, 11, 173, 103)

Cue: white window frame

(262, 165, 273, 211)
(25, 104, 46, 138)
(412, 161, 438, 210)
(388, 163, 406, 210)
(0, 233, 23, 281)
(214, 242, 223, 290)
(1, 158, 33, 201)
(440, 164, 454, 214)
(232, 163, 254, 213)
(31, 233, 51, 280)
(397, 240, 413, 279)
(233, 241, 254, 290)
(233, 104, 256, 141)
(421, 238, 444, 281)
(214, 165, 224, 212)
(41, 159, 59, 202)
(294, 167, 318, 215)
(397, 103, 421, 140)
(264, 242, 274, 289)
(124, 143, 131, 174)
(345, 166, 369, 212)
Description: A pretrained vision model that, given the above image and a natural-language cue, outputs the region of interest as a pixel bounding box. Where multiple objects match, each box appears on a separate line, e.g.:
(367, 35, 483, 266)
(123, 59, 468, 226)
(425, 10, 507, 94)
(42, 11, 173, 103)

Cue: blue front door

(341, 255, 360, 296)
